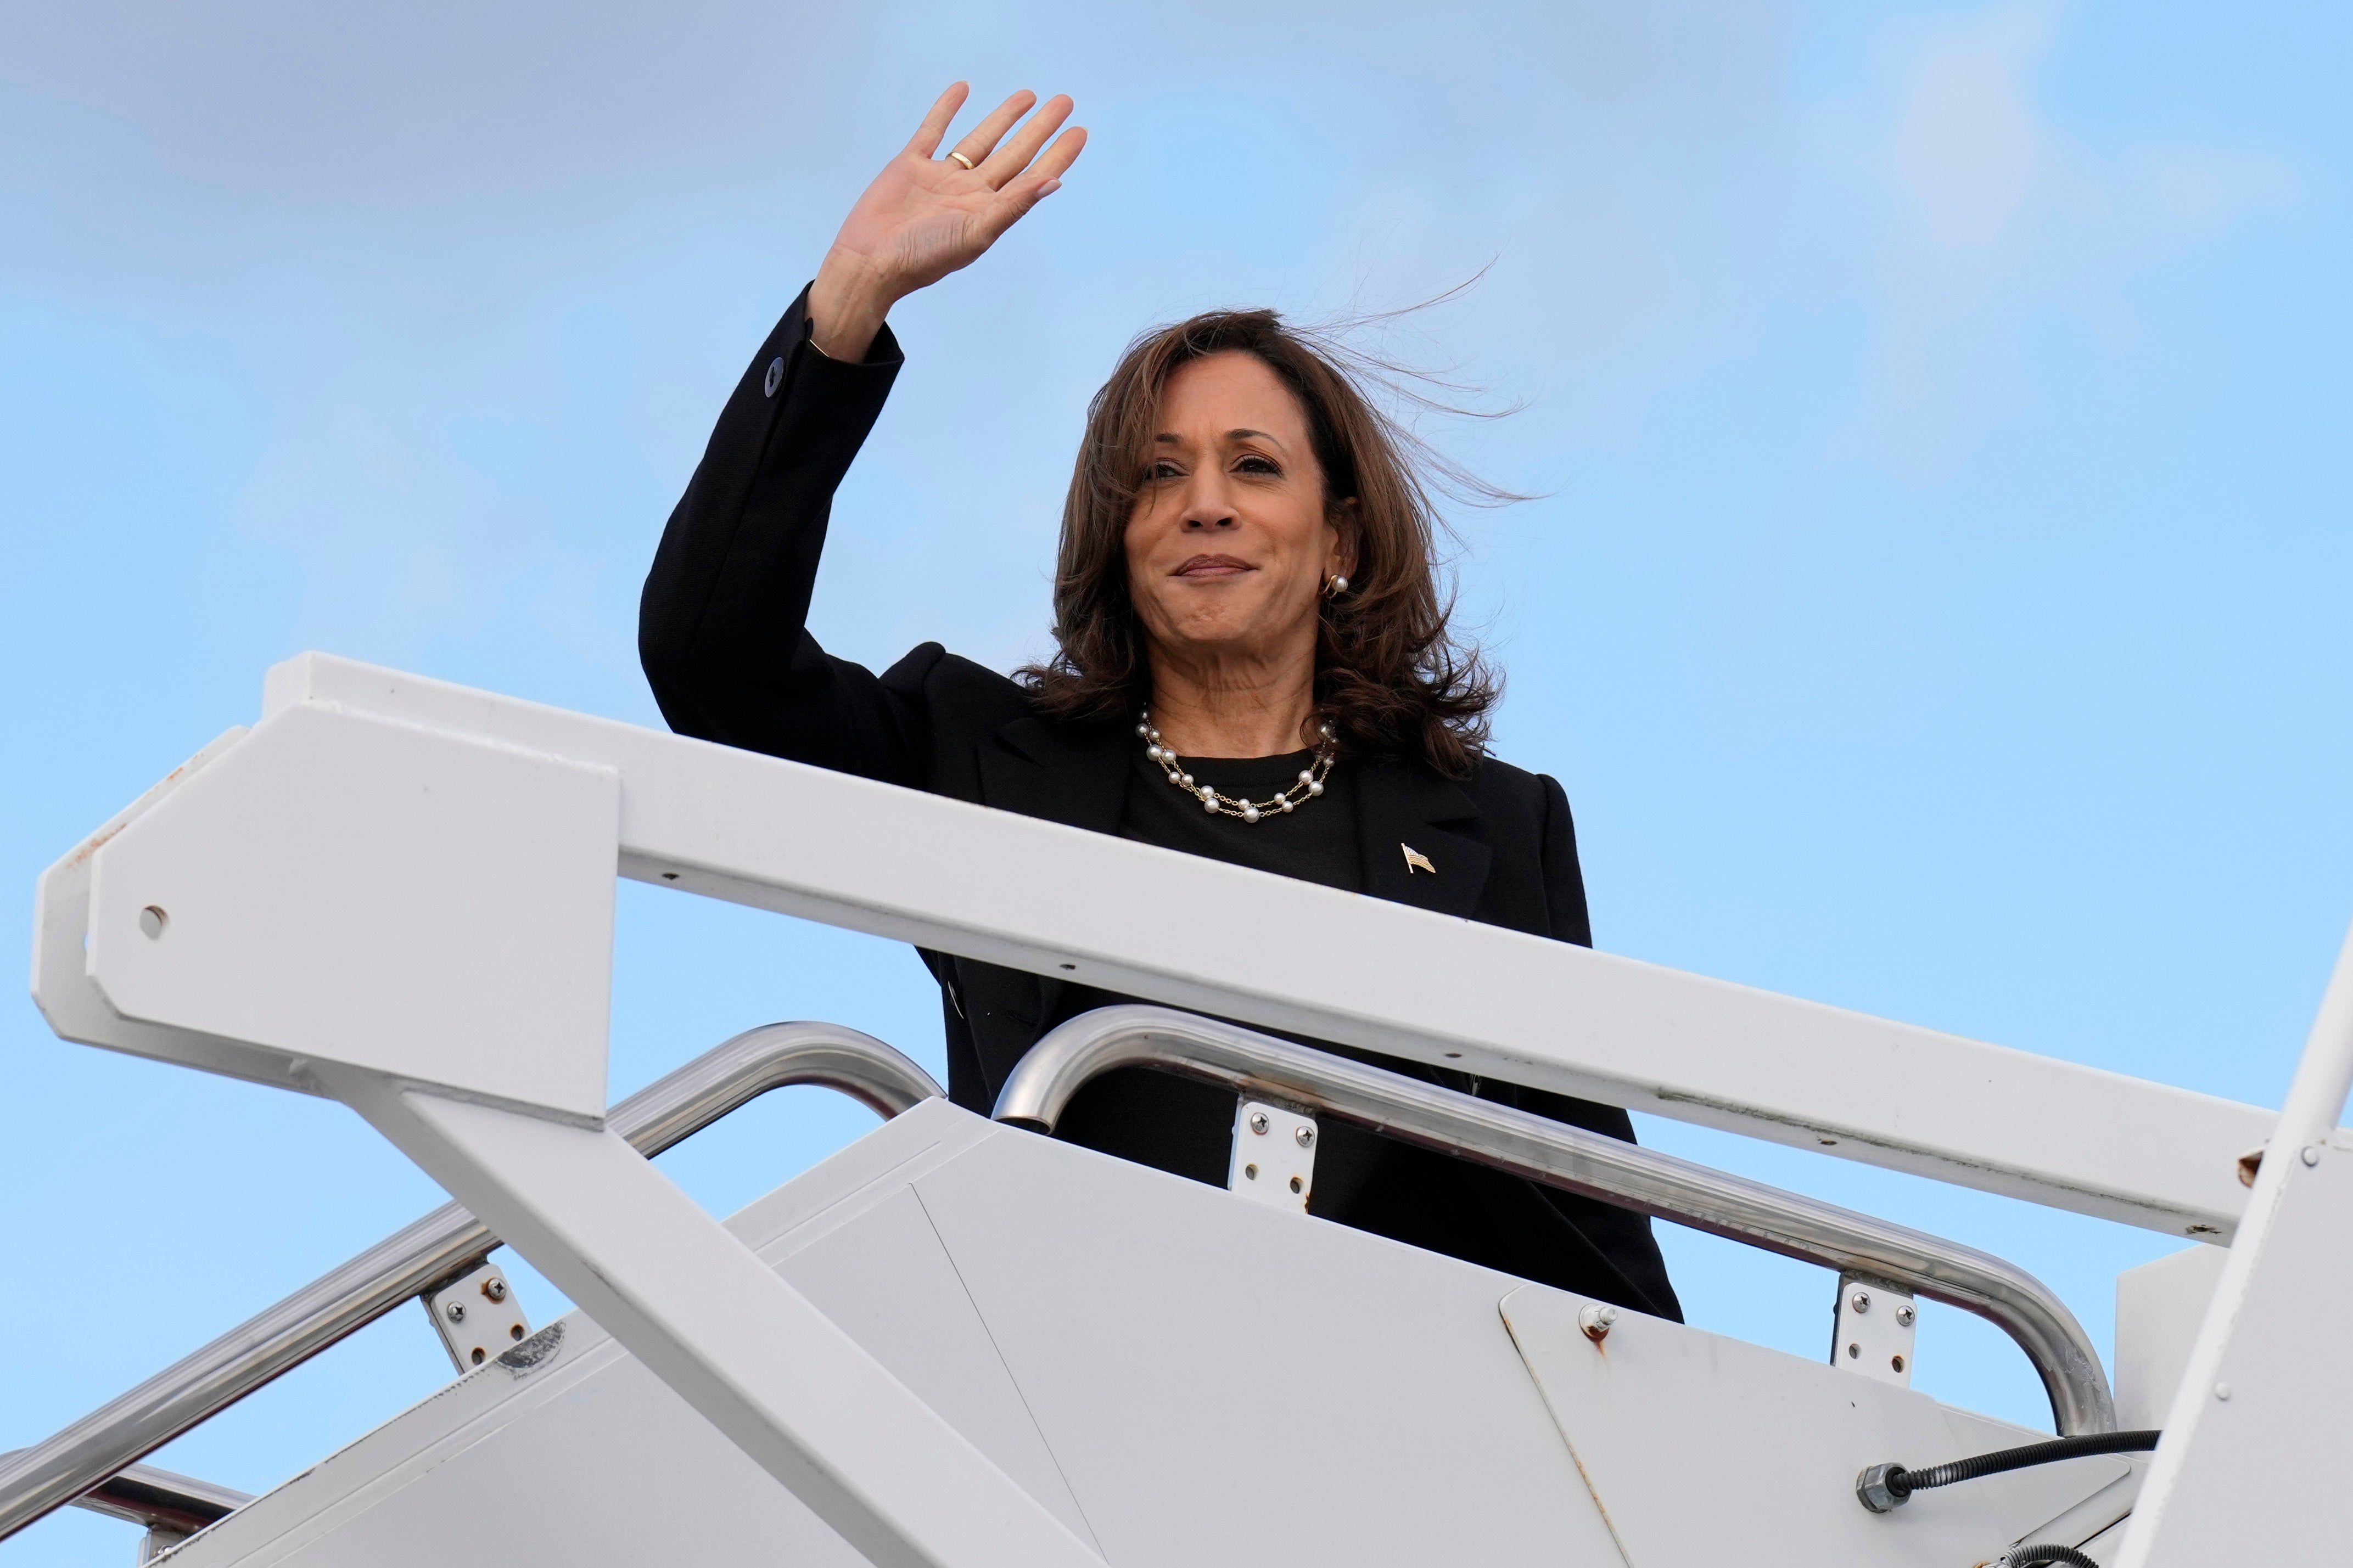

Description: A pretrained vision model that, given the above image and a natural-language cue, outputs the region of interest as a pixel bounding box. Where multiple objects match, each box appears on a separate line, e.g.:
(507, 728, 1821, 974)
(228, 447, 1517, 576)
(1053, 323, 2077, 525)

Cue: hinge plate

(423, 1260, 532, 1373)
(1830, 1273, 1916, 1386)
(1228, 1098, 1317, 1213)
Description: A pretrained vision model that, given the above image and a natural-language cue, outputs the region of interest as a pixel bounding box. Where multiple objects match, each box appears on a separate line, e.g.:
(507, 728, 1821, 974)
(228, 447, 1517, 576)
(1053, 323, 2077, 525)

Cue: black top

(1121, 748, 1363, 892)
(637, 285, 1682, 1322)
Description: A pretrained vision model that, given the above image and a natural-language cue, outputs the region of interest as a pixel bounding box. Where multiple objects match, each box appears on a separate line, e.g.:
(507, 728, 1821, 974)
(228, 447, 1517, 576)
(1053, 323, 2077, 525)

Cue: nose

(1176, 464, 1239, 532)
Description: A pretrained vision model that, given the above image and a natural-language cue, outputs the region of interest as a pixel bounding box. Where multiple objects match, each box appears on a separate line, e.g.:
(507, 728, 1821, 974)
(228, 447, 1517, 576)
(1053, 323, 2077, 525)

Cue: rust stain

(63, 749, 215, 869)
(64, 818, 128, 871)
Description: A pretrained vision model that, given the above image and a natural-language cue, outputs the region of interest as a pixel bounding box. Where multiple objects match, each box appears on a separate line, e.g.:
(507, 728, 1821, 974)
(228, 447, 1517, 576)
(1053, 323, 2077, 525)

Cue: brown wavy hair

(1019, 307, 1503, 777)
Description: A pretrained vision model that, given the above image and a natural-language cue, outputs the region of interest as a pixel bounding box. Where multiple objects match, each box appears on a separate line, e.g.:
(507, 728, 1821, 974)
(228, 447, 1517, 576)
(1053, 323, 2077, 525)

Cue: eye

(1234, 453, 1282, 476)
(1144, 459, 1184, 482)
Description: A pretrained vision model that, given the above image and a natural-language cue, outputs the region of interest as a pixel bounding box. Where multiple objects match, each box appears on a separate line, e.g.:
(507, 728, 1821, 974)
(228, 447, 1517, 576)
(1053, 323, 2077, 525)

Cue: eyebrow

(1150, 428, 1291, 450)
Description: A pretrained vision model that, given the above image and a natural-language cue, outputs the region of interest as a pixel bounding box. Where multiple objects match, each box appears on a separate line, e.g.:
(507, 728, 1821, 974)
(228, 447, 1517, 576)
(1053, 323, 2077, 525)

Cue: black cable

(2006, 1546, 2098, 1567)
(1856, 1430, 2160, 1513)
(1901, 1429, 2161, 1494)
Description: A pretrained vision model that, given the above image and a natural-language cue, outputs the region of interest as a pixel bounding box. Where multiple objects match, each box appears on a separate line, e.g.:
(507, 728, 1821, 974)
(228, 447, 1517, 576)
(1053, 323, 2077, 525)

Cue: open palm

(811, 85, 1085, 357)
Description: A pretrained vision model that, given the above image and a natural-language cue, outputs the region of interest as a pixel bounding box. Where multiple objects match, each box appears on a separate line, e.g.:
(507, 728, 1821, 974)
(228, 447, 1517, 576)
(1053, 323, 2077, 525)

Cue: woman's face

(1123, 351, 1352, 677)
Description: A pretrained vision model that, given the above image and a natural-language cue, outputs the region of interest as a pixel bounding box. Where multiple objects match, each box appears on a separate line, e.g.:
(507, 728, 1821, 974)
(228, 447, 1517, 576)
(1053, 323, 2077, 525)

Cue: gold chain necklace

(1137, 709, 1337, 824)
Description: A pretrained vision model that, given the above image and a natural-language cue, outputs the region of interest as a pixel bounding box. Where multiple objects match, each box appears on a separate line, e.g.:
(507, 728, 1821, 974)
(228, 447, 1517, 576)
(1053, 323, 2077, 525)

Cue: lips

(1174, 554, 1254, 577)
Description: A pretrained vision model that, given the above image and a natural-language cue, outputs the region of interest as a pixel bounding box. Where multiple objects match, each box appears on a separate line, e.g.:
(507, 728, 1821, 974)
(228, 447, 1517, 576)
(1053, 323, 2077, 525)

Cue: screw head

(1849, 1289, 1872, 1314)
(1287, 1176, 1303, 1194)
(1895, 1303, 1916, 1328)
(138, 905, 168, 939)
(1577, 1302, 1618, 1341)
(483, 1277, 509, 1303)
(1294, 1125, 1314, 1148)
(444, 1300, 467, 1323)
(2301, 1145, 2323, 1167)
(1248, 1111, 1269, 1136)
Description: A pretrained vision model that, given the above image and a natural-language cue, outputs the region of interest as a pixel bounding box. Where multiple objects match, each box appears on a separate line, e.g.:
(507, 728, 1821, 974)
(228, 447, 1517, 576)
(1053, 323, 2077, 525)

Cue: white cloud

(1858, 4, 2305, 473)
(1887, 7, 2047, 249)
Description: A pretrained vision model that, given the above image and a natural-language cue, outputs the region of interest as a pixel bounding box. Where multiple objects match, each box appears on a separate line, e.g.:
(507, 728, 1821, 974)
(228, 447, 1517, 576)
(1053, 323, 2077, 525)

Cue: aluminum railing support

(994, 1005, 2116, 1437)
(0, 1024, 940, 1548)
(0, 1453, 253, 1538)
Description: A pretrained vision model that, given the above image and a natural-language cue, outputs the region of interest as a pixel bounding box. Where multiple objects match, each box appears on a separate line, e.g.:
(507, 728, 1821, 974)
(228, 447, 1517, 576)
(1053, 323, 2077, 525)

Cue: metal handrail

(994, 1005, 2116, 1437)
(0, 1024, 942, 1547)
(0, 1453, 254, 1538)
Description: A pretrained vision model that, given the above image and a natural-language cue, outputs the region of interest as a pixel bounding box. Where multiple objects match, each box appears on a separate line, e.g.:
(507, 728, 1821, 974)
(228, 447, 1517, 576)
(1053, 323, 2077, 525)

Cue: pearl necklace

(1136, 710, 1338, 824)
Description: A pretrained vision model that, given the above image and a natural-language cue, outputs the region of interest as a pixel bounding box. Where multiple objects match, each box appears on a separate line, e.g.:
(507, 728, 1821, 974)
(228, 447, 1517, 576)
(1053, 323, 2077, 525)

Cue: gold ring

(947, 151, 975, 170)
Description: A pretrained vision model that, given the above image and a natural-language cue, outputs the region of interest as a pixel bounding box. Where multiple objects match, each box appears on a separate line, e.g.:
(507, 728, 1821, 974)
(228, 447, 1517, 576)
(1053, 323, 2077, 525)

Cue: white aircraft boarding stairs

(12, 654, 2351, 1567)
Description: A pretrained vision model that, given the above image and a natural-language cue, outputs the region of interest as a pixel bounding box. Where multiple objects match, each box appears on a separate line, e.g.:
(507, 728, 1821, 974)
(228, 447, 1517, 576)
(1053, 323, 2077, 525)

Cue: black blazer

(640, 286, 1680, 1321)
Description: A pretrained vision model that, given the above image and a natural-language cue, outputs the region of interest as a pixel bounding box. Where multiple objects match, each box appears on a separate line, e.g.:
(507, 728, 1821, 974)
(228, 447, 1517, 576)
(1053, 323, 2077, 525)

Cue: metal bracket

(1830, 1274, 1916, 1387)
(422, 1261, 531, 1374)
(1229, 1098, 1316, 1213)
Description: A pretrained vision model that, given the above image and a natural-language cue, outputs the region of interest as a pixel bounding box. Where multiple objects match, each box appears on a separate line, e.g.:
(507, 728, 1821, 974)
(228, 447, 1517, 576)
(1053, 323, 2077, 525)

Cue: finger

(977, 93, 1074, 187)
(948, 89, 1038, 168)
(1023, 123, 1088, 187)
(980, 126, 1087, 239)
(905, 82, 970, 157)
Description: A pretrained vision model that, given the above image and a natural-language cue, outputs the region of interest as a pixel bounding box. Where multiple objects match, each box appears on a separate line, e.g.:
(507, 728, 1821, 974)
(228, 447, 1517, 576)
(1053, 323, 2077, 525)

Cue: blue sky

(3, 3, 2348, 1559)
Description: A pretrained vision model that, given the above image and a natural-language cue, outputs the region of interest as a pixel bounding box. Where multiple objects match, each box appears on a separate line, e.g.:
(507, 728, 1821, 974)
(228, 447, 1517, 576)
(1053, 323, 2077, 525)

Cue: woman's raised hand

(807, 85, 1086, 361)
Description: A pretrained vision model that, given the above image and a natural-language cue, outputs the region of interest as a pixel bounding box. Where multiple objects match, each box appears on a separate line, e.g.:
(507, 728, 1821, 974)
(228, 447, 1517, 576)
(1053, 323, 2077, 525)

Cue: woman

(641, 85, 1679, 1320)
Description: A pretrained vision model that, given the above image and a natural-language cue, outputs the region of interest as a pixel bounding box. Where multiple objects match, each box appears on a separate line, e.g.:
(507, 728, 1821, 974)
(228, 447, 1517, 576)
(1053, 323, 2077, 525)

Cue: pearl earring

(1324, 574, 1349, 599)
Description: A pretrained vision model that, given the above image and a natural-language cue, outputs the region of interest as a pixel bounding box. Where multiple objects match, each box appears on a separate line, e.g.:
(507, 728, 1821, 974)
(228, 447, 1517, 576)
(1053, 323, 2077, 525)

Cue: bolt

(1244, 1162, 1259, 1180)
(1578, 1302, 1618, 1342)
(444, 1300, 467, 1323)
(1848, 1342, 1861, 1358)
(1850, 1289, 1871, 1314)
(1895, 1303, 1916, 1328)
(1288, 1176, 1303, 1194)
(138, 905, 168, 939)
(2302, 1145, 2322, 1167)
(2215, 1381, 2232, 1401)
(1891, 1354, 1906, 1373)
(1294, 1125, 1314, 1148)
(1248, 1111, 1269, 1136)
(483, 1277, 509, 1303)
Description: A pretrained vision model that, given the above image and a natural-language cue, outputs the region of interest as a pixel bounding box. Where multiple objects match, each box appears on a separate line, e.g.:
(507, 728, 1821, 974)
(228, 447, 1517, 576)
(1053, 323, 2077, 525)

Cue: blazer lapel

(977, 713, 1130, 835)
(1355, 755, 1492, 920)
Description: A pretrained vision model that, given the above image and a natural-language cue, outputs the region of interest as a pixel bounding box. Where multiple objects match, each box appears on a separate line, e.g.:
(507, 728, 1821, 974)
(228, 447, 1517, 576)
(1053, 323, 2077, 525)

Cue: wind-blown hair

(1020, 307, 1503, 777)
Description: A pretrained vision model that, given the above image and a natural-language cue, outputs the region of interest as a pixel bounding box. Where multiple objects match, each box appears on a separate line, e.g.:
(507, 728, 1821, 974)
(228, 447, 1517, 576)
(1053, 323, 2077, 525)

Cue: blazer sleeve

(638, 283, 938, 788)
(1537, 773, 1596, 948)
(1527, 771, 1684, 1320)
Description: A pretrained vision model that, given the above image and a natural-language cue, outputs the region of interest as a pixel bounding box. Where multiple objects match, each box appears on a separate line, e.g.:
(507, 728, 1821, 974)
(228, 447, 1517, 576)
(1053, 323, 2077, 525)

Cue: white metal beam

(262, 653, 2273, 1237)
(40, 653, 2282, 1238)
(324, 1072, 1105, 1568)
(36, 654, 2277, 1237)
(2113, 921, 2353, 1566)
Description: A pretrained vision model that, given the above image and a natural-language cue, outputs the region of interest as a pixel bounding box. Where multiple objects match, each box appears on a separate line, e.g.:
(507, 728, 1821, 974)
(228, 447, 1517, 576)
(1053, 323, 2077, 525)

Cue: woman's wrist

(808, 254, 897, 363)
